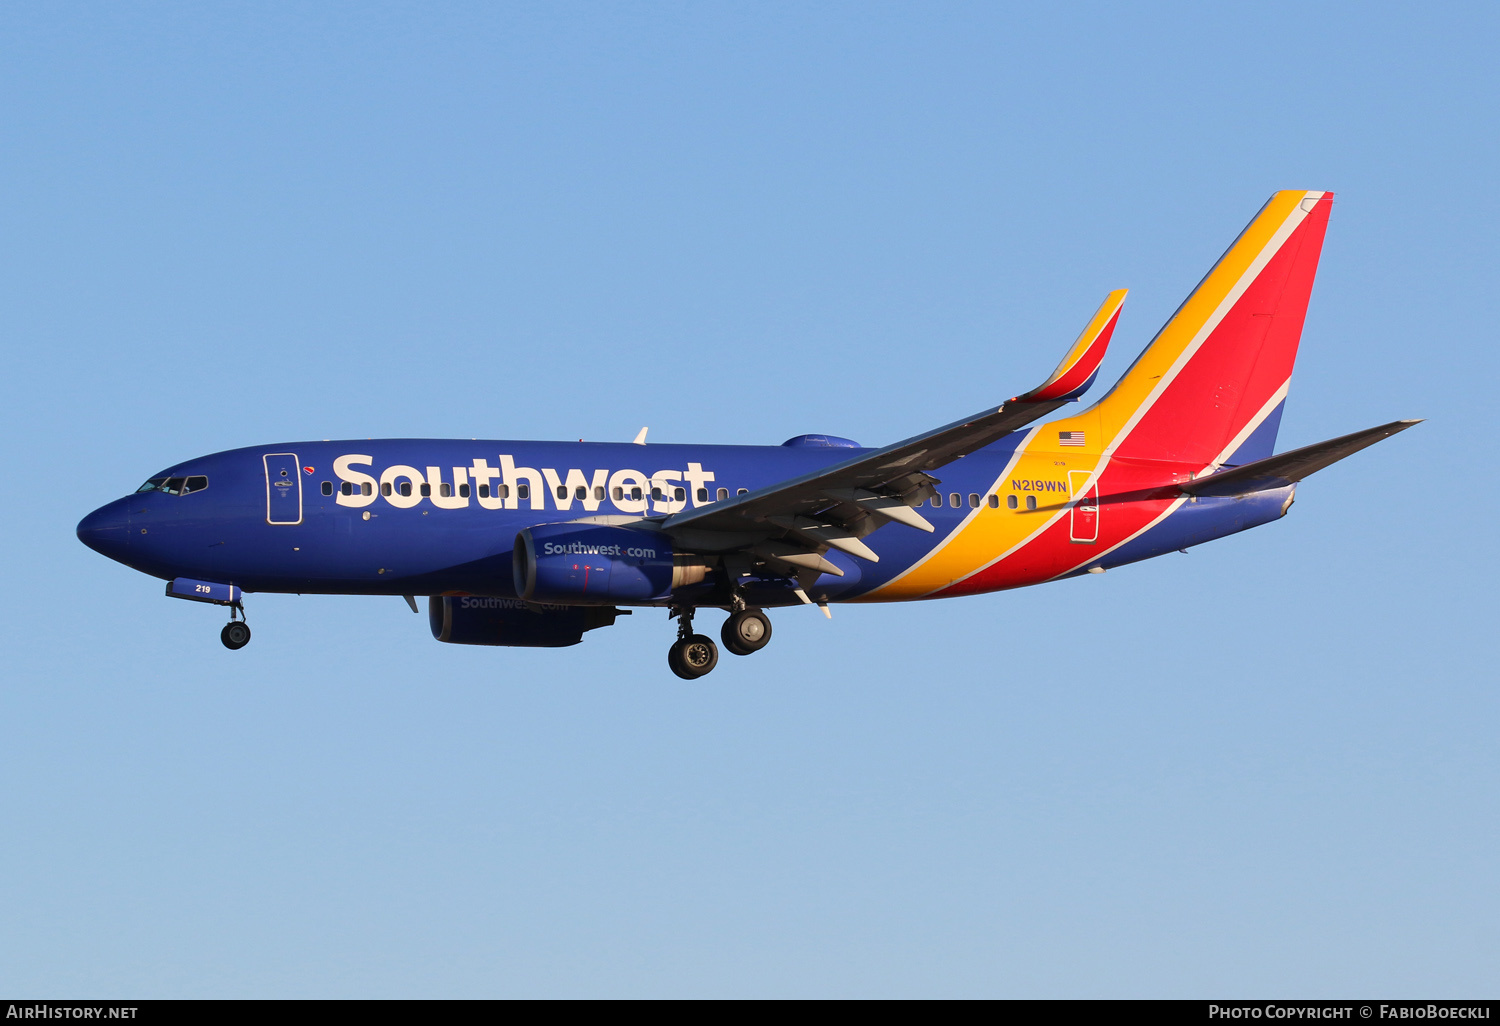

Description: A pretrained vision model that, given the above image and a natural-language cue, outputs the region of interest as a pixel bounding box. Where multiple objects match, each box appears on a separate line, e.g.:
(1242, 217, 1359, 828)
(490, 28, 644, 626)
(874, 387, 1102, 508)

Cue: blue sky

(1, 1, 1495, 997)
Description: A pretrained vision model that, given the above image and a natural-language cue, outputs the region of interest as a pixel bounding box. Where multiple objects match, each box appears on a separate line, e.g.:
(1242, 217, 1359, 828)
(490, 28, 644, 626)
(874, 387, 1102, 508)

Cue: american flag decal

(1058, 431, 1085, 446)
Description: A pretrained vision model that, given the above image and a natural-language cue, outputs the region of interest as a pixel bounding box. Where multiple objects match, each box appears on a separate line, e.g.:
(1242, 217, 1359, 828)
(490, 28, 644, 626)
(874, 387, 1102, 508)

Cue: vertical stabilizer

(1079, 191, 1333, 467)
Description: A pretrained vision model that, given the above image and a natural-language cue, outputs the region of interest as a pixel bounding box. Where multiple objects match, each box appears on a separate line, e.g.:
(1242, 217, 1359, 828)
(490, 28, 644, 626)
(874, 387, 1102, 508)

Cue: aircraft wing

(658, 291, 1126, 572)
(1180, 419, 1422, 497)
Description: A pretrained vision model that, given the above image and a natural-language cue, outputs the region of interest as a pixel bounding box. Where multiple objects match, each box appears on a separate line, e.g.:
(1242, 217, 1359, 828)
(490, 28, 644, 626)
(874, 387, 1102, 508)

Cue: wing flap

(828, 489, 936, 532)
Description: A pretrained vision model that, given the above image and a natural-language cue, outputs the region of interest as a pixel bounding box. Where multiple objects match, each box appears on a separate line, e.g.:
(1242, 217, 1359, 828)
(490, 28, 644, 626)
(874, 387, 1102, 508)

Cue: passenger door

(264, 453, 303, 525)
(1069, 470, 1099, 543)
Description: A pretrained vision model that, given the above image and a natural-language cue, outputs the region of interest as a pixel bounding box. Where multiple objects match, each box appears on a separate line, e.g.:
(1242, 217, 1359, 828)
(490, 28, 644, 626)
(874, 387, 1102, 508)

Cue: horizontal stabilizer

(1181, 419, 1421, 496)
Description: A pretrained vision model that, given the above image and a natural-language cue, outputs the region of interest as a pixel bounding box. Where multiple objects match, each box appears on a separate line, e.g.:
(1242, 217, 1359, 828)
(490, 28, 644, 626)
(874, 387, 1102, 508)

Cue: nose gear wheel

(220, 621, 251, 650)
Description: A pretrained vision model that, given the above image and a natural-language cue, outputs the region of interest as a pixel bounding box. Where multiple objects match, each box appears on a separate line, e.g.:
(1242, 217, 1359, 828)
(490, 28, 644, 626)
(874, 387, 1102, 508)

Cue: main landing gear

(722, 608, 772, 656)
(666, 605, 773, 679)
(667, 606, 718, 680)
(220, 604, 251, 651)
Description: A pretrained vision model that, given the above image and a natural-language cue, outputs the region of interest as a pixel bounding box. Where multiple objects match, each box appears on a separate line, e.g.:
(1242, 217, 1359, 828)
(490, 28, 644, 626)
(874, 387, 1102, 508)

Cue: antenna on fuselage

(632, 427, 648, 445)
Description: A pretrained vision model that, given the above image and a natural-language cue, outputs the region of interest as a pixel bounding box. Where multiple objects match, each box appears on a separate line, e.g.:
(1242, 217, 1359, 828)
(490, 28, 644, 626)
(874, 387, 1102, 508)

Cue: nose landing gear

(220, 603, 250, 650)
(220, 620, 251, 650)
(165, 578, 251, 650)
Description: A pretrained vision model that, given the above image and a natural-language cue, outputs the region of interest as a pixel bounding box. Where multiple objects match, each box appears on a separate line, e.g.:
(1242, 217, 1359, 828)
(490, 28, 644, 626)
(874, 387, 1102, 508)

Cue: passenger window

(401, 483, 413, 497)
(632, 487, 643, 500)
(968, 493, 979, 508)
(717, 488, 728, 500)
(987, 494, 999, 508)
(382, 482, 392, 497)
(674, 487, 686, 501)
(1007, 494, 1017, 510)
(737, 488, 748, 496)
(594, 485, 605, 500)
(949, 493, 960, 508)
(930, 495, 942, 508)
(696, 488, 708, 502)
(341, 481, 352, 496)
(478, 484, 489, 499)
(439, 483, 451, 498)
(498, 484, 510, 499)
(459, 483, 470, 498)
(362, 482, 372, 496)
(555, 485, 567, 500)
(1026, 495, 1037, 511)
(651, 487, 663, 501)
(574, 486, 587, 500)
(321, 481, 333, 496)
(419, 483, 431, 497)
(183, 476, 209, 494)
(516, 484, 529, 500)
(612, 486, 623, 500)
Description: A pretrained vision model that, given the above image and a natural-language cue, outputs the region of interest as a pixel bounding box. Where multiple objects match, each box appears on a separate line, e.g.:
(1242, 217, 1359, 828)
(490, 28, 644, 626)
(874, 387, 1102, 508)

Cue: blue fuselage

(77, 437, 1290, 606)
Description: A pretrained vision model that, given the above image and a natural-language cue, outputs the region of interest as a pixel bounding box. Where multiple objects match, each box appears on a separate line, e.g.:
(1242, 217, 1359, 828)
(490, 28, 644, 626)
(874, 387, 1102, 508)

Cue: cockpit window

(135, 475, 208, 496)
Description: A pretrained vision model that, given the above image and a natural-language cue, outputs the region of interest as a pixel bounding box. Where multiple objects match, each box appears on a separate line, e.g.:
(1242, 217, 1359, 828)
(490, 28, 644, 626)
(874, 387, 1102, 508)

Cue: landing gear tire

(221, 621, 251, 650)
(668, 634, 719, 680)
(722, 609, 772, 656)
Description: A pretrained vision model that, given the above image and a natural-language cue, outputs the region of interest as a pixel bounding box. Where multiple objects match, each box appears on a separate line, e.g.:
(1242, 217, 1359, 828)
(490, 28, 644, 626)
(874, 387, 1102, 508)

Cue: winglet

(1014, 289, 1127, 403)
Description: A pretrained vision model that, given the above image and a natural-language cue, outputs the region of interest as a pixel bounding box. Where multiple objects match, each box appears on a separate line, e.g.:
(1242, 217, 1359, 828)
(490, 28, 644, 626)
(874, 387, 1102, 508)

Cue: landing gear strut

(220, 603, 251, 650)
(722, 608, 772, 656)
(667, 606, 718, 680)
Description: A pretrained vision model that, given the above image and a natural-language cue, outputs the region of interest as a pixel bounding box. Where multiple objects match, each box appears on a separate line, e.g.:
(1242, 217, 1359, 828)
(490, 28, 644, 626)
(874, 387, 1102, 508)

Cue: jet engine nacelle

(428, 595, 621, 648)
(514, 523, 706, 604)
